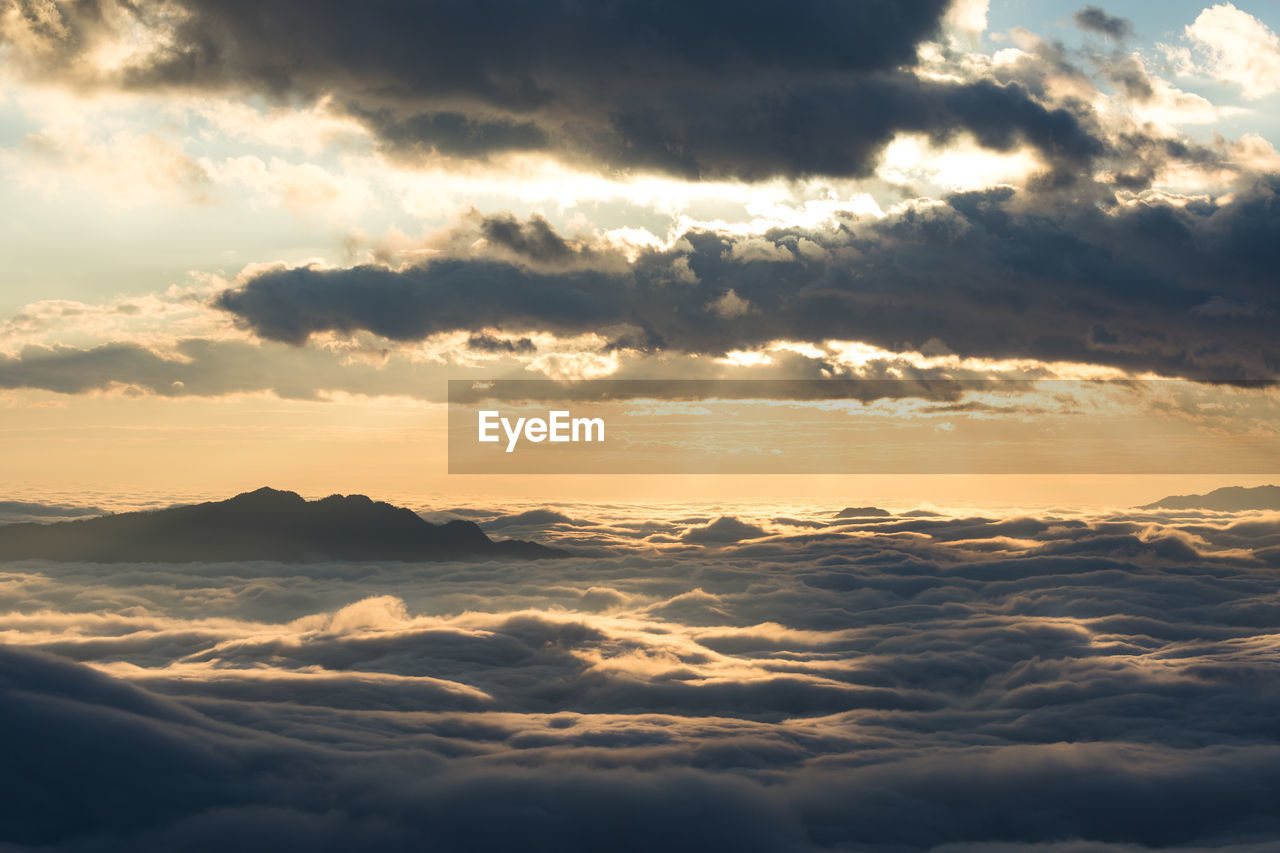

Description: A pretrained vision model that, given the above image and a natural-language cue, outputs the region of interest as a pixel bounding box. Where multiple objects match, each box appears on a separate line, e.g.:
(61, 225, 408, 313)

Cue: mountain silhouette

(0, 487, 563, 562)
(1139, 485, 1280, 511)
(834, 507, 891, 518)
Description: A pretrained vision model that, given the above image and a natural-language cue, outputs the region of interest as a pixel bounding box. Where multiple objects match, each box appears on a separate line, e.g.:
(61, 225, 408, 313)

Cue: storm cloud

(216, 182, 1280, 379)
(0, 0, 1106, 180)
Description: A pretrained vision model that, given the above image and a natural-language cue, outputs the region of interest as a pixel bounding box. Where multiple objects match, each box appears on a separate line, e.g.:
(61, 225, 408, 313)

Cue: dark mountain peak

(1140, 485, 1280, 511)
(0, 489, 563, 563)
(230, 486, 308, 506)
(438, 518, 495, 544)
(834, 506, 891, 518)
(316, 492, 374, 508)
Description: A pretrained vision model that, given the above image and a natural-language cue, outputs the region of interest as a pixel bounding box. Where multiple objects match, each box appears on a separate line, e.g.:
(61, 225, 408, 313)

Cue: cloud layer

(3, 500, 1280, 850)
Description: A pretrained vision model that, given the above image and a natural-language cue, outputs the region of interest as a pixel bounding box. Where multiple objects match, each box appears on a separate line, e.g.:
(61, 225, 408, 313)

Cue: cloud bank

(2, 501, 1279, 850)
(0, 0, 1106, 181)
(214, 186, 1280, 379)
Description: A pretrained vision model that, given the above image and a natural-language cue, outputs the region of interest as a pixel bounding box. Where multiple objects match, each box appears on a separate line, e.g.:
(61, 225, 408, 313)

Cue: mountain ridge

(0, 487, 563, 563)
(1139, 485, 1280, 511)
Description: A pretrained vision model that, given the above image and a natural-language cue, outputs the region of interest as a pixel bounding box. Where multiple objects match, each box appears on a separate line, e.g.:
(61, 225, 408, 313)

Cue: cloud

(1184, 3, 1280, 99)
(214, 187, 1280, 379)
(709, 289, 756, 319)
(2, 500, 1280, 849)
(0, 336, 526, 400)
(474, 212, 604, 267)
(3, 124, 215, 206)
(1098, 54, 1154, 101)
(0, 499, 104, 524)
(0, 339, 426, 399)
(945, 0, 989, 36)
(1073, 6, 1135, 41)
(464, 333, 537, 354)
(0, 640, 807, 850)
(206, 155, 375, 220)
(681, 516, 770, 544)
(0, 0, 1108, 182)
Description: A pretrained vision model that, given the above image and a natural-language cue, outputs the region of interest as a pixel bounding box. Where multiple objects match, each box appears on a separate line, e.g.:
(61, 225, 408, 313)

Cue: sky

(0, 0, 1278, 502)
(3, 4, 1280, 851)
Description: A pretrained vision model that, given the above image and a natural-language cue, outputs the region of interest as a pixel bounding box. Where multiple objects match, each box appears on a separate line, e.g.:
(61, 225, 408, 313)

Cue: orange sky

(3, 388, 1274, 510)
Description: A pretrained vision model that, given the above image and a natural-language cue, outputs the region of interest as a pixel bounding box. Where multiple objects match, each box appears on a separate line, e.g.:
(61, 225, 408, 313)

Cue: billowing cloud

(0, 0, 1108, 181)
(681, 516, 770, 544)
(944, 0, 989, 36)
(1184, 3, 1280, 99)
(215, 184, 1280, 379)
(2, 501, 1280, 849)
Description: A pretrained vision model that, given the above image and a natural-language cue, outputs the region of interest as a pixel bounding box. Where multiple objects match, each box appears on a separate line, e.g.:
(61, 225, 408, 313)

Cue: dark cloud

(1074, 6, 1136, 40)
(0, 647, 802, 852)
(1, 0, 1109, 181)
(464, 334, 536, 354)
(1099, 55, 1154, 101)
(477, 213, 599, 266)
(216, 183, 1280, 378)
(585, 74, 1101, 182)
(347, 106, 550, 159)
(463, 333, 532, 353)
(502, 374, 1011, 398)
(215, 261, 625, 347)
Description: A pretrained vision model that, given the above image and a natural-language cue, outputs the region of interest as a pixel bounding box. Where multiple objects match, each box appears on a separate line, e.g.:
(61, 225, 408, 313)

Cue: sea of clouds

(2, 501, 1279, 851)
